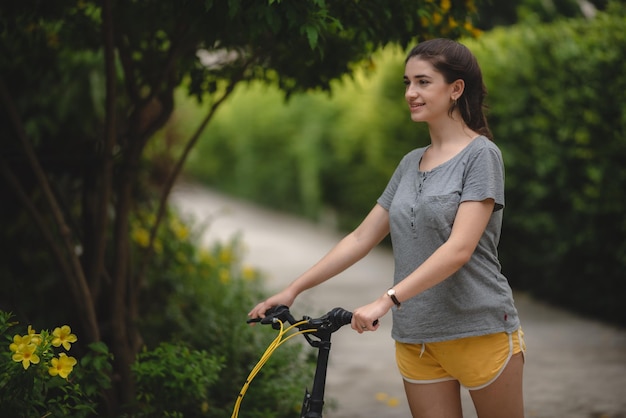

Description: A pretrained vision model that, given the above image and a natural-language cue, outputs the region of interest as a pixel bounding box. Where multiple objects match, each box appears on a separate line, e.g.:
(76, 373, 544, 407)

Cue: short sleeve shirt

(377, 136, 520, 343)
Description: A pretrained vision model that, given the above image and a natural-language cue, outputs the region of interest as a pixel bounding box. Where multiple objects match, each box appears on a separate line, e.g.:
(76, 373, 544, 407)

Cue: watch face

(388, 289, 395, 296)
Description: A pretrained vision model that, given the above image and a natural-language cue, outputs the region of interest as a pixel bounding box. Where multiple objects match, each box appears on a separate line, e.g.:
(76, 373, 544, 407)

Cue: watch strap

(387, 288, 401, 309)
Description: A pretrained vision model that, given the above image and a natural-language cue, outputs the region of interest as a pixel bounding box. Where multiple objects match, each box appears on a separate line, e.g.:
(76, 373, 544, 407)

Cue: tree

(0, 0, 479, 414)
(474, 0, 610, 29)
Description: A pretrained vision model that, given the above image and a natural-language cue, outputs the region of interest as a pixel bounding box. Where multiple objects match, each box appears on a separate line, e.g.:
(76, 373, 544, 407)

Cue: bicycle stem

(246, 306, 356, 418)
(302, 327, 334, 418)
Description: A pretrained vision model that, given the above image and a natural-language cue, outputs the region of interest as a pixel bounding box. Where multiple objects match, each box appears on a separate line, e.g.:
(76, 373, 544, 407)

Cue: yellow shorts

(396, 328, 526, 390)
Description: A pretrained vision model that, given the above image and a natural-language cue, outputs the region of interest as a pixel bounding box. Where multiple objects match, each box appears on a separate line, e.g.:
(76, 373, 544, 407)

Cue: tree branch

(85, 0, 117, 303)
(0, 159, 77, 310)
(0, 77, 100, 342)
(134, 64, 248, 296)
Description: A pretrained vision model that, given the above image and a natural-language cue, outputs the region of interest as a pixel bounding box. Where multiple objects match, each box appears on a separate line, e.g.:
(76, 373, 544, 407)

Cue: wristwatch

(387, 288, 401, 309)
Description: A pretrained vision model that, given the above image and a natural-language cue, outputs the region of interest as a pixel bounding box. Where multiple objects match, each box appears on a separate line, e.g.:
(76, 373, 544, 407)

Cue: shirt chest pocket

(418, 193, 461, 231)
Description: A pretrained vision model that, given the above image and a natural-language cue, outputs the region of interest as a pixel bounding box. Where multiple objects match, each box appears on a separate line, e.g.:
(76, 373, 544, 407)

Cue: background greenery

(1, 0, 622, 416)
(181, 3, 626, 327)
(128, 211, 316, 418)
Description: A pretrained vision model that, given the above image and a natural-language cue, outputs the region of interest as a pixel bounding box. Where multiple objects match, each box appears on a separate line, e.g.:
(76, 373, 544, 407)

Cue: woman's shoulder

(471, 135, 500, 150)
(467, 135, 503, 158)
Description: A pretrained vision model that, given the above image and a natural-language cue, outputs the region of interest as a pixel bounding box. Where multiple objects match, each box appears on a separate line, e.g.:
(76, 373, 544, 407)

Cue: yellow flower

(432, 12, 443, 25)
(375, 392, 389, 401)
(12, 344, 40, 370)
(387, 397, 400, 407)
(201, 401, 209, 413)
(219, 268, 230, 284)
(9, 334, 31, 353)
(219, 248, 233, 264)
(52, 325, 77, 350)
(199, 249, 215, 267)
(48, 353, 77, 379)
(464, 0, 477, 13)
(132, 227, 150, 247)
(470, 26, 483, 38)
(242, 265, 257, 281)
(27, 325, 42, 346)
(170, 219, 189, 240)
(441, 0, 451, 13)
(448, 16, 458, 29)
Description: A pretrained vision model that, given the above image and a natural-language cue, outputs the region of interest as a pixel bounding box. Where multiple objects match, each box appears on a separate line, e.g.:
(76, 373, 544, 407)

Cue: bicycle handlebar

(247, 305, 354, 334)
(247, 305, 378, 335)
(241, 306, 378, 417)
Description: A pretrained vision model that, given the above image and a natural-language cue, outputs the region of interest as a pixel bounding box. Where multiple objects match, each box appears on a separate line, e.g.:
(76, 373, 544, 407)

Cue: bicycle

(233, 305, 375, 418)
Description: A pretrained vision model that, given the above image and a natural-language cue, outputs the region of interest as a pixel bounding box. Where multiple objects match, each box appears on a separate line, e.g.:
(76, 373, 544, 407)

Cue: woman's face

(404, 57, 457, 124)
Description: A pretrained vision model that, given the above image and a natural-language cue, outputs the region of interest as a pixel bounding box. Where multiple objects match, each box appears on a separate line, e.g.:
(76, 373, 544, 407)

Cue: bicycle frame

(245, 305, 354, 418)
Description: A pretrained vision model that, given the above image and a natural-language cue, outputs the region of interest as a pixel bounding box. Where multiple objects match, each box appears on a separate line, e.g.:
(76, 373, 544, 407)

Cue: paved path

(171, 182, 626, 418)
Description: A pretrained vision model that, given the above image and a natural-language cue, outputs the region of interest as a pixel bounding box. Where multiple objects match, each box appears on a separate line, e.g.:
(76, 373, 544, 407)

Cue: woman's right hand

(247, 289, 297, 323)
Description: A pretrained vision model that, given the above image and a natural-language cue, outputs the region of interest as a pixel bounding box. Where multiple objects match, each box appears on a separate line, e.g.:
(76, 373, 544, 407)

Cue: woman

(248, 38, 525, 418)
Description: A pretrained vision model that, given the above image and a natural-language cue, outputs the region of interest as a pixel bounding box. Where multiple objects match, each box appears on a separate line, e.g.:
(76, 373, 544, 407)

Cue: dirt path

(171, 182, 626, 418)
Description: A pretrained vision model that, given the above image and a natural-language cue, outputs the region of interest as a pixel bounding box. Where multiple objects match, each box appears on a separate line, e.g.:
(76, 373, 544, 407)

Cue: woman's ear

(451, 79, 465, 100)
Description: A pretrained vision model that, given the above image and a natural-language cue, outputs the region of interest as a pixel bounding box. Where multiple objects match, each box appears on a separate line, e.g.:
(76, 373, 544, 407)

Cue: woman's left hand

(351, 293, 394, 334)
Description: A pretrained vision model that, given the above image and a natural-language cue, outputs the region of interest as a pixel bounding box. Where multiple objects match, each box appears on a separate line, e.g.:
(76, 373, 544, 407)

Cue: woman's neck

(427, 114, 478, 150)
(420, 120, 479, 172)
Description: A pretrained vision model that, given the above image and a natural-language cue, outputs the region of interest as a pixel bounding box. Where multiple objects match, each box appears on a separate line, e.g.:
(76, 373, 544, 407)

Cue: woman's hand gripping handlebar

(247, 305, 378, 338)
(234, 306, 378, 418)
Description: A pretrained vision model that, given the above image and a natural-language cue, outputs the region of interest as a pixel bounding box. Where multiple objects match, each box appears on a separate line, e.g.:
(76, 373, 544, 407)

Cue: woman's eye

(419, 79, 430, 85)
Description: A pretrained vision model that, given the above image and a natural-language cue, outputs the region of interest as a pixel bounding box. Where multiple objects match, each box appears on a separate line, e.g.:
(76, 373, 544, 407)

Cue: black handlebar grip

(328, 307, 379, 327)
(329, 307, 353, 326)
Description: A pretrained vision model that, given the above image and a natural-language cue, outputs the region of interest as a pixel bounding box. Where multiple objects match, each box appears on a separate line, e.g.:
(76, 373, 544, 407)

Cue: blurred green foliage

(128, 209, 315, 417)
(181, 48, 429, 227)
(474, 0, 609, 29)
(181, 3, 626, 325)
(131, 342, 223, 417)
(0, 207, 315, 417)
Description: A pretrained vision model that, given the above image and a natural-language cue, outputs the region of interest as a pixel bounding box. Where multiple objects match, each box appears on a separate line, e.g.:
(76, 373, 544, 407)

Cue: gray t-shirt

(377, 136, 520, 343)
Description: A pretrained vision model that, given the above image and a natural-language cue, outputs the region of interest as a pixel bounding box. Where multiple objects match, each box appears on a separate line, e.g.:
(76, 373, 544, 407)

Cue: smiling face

(404, 57, 462, 125)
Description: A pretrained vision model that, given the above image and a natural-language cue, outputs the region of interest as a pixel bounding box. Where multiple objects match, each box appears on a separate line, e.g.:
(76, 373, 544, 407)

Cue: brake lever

(246, 305, 296, 329)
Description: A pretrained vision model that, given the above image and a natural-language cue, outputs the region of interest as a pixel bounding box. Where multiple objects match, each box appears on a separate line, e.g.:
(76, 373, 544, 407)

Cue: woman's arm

(248, 203, 390, 319)
(351, 198, 495, 332)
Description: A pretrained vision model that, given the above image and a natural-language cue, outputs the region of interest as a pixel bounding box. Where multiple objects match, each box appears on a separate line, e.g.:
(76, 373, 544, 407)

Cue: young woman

(248, 38, 525, 418)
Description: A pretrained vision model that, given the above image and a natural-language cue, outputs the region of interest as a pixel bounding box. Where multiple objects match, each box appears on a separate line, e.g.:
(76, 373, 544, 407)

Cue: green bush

(131, 209, 316, 417)
(131, 342, 223, 417)
(0, 206, 318, 417)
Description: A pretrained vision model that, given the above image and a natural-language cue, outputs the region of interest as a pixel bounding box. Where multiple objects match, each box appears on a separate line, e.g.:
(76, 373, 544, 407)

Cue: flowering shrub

(9, 323, 78, 377)
(129, 209, 315, 417)
(0, 311, 112, 417)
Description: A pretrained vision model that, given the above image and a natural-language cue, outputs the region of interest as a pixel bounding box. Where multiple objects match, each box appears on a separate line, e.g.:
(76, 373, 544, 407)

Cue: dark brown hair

(406, 38, 492, 140)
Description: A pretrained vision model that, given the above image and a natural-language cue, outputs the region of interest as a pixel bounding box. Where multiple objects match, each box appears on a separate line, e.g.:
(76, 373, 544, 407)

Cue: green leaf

(303, 24, 319, 50)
